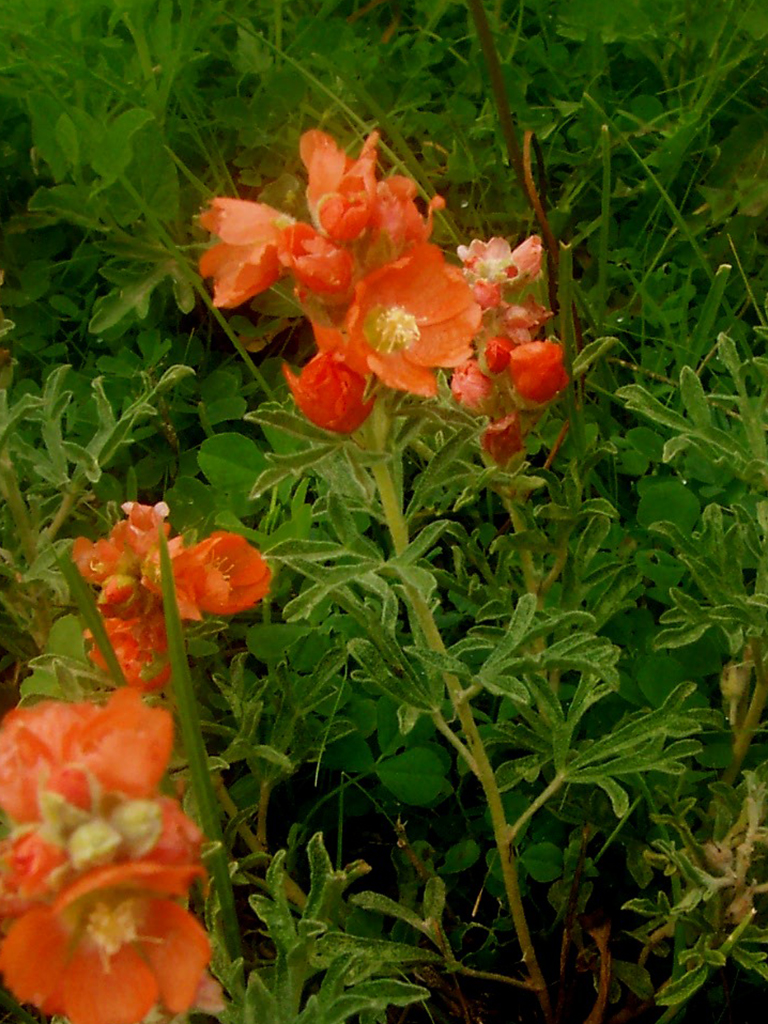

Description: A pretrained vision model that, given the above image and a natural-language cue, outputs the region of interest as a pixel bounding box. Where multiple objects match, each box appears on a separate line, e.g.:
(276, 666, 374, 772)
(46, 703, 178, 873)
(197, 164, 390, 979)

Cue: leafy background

(1, 0, 768, 1022)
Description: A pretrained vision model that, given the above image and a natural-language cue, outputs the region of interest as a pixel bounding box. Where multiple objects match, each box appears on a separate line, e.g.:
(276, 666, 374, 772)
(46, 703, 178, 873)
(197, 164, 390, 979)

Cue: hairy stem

(723, 638, 768, 786)
(0, 450, 37, 567)
(370, 415, 552, 1021)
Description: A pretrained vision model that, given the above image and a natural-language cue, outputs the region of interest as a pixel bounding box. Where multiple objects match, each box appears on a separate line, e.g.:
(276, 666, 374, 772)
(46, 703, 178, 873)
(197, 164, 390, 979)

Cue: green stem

(59, 553, 128, 688)
(0, 450, 37, 566)
(598, 125, 611, 337)
(158, 532, 244, 986)
(723, 638, 768, 786)
(508, 772, 567, 846)
(507, 503, 539, 599)
(370, 411, 552, 1022)
(43, 486, 80, 545)
(464, 0, 526, 196)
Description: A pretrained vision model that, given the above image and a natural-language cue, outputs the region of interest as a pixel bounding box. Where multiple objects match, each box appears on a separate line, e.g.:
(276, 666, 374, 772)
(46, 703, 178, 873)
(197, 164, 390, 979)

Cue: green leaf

(594, 776, 630, 817)
(442, 838, 481, 874)
(679, 366, 711, 428)
(655, 963, 709, 1006)
(158, 532, 242, 971)
(375, 746, 448, 805)
(637, 479, 700, 532)
(350, 892, 431, 937)
(198, 433, 268, 495)
(88, 265, 167, 333)
(612, 960, 654, 1001)
(91, 108, 154, 184)
(246, 624, 312, 663)
(571, 335, 617, 377)
(28, 184, 105, 230)
(54, 112, 80, 170)
(348, 637, 437, 711)
(520, 841, 563, 882)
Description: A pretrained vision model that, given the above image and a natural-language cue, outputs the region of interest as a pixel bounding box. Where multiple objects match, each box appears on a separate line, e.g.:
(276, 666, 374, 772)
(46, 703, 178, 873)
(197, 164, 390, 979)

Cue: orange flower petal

(199, 198, 285, 246)
(73, 689, 174, 799)
(141, 899, 211, 1014)
(406, 311, 479, 369)
(199, 241, 281, 308)
(0, 906, 68, 1011)
(366, 351, 437, 397)
(54, 861, 204, 912)
(63, 943, 157, 1024)
(300, 130, 350, 207)
(0, 701, 96, 822)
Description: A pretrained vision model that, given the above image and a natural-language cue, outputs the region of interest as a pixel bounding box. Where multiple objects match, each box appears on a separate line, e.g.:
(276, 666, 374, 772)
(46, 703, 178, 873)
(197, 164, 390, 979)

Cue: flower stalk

(723, 638, 768, 786)
(369, 403, 553, 1022)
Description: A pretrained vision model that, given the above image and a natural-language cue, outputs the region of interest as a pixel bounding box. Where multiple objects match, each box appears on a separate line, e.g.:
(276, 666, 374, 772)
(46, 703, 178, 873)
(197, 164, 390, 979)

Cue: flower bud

(484, 336, 514, 374)
(482, 412, 523, 465)
(68, 819, 123, 870)
(508, 341, 568, 403)
(283, 352, 373, 433)
(110, 799, 164, 857)
(451, 361, 493, 411)
(4, 831, 67, 897)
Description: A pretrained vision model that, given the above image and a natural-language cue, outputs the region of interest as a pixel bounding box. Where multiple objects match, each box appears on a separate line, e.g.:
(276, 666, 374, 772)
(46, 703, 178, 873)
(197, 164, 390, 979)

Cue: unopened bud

(721, 661, 751, 726)
(68, 820, 122, 870)
(110, 799, 163, 856)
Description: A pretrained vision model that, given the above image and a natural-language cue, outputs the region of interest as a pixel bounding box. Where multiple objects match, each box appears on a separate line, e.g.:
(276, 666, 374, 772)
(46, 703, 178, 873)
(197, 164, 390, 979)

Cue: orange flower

(173, 532, 271, 617)
(283, 351, 374, 433)
(0, 701, 95, 822)
(0, 861, 209, 1024)
(0, 690, 173, 822)
(370, 176, 445, 251)
(0, 832, 67, 902)
(73, 502, 174, 620)
(278, 223, 354, 294)
(507, 340, 568, 404)
(198, 198, 291, 308)
(300, 129, 379, 242)
(89, 615, 171, 692)
(74, 689, 174, 800)
(343, 243, 481, 396)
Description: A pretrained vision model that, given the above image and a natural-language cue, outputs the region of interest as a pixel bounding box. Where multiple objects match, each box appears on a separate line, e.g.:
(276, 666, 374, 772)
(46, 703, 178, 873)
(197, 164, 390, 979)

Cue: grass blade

(157, 530, 243, 978)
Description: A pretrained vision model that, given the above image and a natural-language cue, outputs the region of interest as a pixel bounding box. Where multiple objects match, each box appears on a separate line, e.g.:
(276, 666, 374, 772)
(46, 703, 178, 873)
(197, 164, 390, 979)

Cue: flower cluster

(200, 129, 481, 429)
(74, 502, 271, 690)
(0, 690, 218, 1024)
(452, 236, 569, 464)
(199, 129, 568, 461)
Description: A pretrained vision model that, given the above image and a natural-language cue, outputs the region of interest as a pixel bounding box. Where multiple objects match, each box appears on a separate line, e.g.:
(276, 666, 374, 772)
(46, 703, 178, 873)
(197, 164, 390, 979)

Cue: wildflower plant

(0, 2, 767, 1023)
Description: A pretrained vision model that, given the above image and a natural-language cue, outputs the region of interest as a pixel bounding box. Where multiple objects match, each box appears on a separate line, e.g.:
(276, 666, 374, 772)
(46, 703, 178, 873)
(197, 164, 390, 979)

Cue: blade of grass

(597, 125, 611, 336)
(58, 552, 128, 688)
(688, 263, 731, 371)
(0, 987, 41, 1024)
(157, 530, 243, 979)
(583, 93, 715, 284)
(559, 243, 585, 459)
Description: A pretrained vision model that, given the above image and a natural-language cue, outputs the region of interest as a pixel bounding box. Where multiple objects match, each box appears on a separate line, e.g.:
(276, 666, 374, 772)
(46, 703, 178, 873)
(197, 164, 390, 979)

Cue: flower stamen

(366, 306, 420, 354)
(86, 898, 140, 964)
